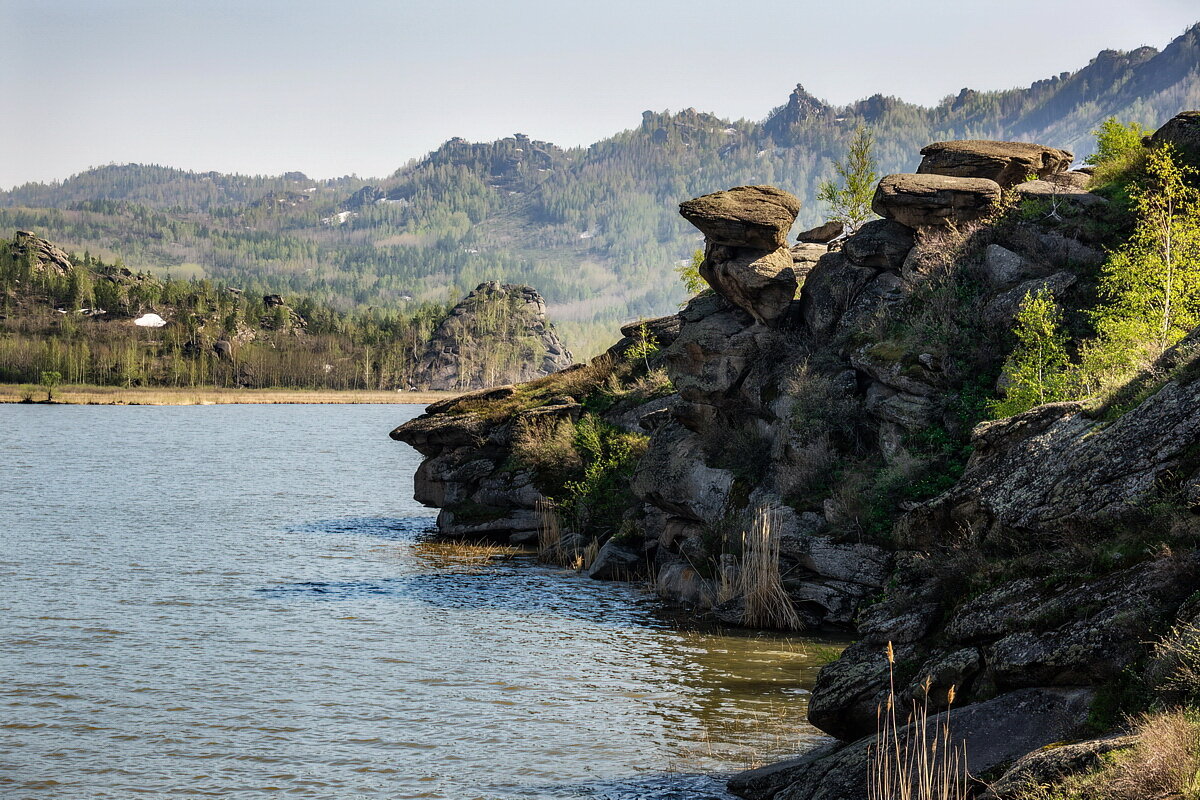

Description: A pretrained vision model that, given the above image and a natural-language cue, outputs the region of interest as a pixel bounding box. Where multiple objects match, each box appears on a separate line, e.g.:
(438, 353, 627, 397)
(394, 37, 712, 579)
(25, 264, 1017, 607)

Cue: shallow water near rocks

(1, 404, 838, 799)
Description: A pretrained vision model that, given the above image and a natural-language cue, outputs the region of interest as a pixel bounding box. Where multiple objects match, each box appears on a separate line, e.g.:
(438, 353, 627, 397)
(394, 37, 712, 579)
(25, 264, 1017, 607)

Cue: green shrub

(991, 287, 1073, 417)
(560, 414, 648, 540)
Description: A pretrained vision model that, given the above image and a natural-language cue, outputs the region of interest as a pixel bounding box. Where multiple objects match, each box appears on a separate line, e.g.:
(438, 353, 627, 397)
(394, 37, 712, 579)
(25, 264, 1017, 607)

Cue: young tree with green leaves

(1085, 118, 1148, 166)
(675, 248, 706, 295)
(624, 321, 660, 371)
(40, 370, 62, 402)
(817, 125, 878, 233)
(992, 287, 1072, 417)
(1080, 145, 1200, 392)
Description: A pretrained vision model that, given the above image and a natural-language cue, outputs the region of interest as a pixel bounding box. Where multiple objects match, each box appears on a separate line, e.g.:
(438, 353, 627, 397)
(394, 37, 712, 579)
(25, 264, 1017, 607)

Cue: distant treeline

(0, 234, 453, 390)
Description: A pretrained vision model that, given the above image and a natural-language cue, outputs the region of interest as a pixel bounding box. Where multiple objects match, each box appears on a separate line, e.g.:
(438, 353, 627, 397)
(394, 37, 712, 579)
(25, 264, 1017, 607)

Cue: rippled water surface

(1, 405, 837, 799)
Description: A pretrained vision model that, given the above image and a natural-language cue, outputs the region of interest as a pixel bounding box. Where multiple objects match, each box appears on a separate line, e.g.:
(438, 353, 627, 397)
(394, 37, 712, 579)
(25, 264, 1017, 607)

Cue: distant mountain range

(3, 22, 1198, 354)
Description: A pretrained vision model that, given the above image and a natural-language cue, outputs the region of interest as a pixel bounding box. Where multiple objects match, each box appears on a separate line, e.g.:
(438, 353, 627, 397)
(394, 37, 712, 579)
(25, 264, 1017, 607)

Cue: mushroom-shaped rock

(872, 174, 1002, 228)
(678, 185, 800, 250)
(842, 219, 916, 269)
(1147, 111, 1200, 167)
(917, 140, 1074, 187)
(679, 185, 802, 326)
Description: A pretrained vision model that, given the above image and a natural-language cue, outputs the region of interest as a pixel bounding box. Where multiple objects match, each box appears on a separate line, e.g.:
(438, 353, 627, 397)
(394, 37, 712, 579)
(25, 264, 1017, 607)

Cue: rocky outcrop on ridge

(10, 230, 73, 276)
(415, 281, 572, 391)
(1147, 110, 1200, 166)
(392, 117, 1200, 800)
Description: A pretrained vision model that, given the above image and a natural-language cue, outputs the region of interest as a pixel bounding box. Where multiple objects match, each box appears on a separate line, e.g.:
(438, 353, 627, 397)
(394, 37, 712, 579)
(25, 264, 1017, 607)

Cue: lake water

(0, 404, 835, 800)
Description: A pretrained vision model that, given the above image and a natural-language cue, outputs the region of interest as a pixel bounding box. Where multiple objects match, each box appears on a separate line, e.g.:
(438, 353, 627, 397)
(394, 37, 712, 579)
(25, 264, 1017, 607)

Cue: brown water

(0, 404, 838, 799)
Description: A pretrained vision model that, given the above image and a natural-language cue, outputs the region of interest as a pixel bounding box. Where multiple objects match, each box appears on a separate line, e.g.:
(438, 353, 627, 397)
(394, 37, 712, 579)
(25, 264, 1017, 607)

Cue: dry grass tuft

(870, 643, 970, 800)
(511, 415, 582, 478)
(411, 539, 526, 571)
(536, 499, 565, 563)
(1149, 621, 1200, 708)
(740, 507, 802, 630)
(1110, 710, 1200, 799)
(1017, 710, 1200, 800)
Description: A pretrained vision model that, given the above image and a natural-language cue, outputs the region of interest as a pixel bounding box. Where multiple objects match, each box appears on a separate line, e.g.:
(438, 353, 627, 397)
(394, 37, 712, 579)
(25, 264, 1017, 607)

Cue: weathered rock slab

(872, 174, 1002, 228)
(732, 687, 1094, 800)
(917, 140, 1074, 187)
(679, 185, 801, 250)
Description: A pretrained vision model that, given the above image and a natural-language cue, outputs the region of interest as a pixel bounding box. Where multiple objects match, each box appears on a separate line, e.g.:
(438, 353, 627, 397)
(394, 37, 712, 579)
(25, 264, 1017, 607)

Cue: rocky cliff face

(393, 120, 1200, 799)
(415, 281, 572, 391)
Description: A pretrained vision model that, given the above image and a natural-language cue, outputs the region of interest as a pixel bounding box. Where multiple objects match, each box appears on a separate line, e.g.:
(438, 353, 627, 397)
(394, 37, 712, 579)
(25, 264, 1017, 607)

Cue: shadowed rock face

(917, 140, 1074, 187)
(1148, 110, 1200, 166)
(872, 173, 1002, 228)
(730, 687, 1095, 800)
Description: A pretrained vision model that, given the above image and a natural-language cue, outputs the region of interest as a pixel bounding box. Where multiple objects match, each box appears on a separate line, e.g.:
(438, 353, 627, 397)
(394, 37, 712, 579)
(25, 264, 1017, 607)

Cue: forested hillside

(4, 22, 1198, 355)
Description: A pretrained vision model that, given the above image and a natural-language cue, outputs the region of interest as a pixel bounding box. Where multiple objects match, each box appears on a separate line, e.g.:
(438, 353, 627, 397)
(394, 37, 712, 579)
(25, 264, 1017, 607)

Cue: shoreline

(0, 384, 457, 406)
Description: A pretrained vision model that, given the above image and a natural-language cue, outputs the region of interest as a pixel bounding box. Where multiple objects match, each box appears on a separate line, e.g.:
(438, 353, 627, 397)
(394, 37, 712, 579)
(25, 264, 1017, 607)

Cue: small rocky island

(392, 112, 1200, 800)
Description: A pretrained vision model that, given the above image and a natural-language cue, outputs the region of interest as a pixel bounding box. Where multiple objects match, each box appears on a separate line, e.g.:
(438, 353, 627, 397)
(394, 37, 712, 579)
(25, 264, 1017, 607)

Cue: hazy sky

(3, 0, 1197, 188)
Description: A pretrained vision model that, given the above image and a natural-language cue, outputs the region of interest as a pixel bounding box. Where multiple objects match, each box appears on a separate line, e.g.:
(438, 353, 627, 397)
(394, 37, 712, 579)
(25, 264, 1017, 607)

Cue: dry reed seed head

(887, 641, 895, 664)
(947, 685, 956, 705)
(922, 675, 933, 695)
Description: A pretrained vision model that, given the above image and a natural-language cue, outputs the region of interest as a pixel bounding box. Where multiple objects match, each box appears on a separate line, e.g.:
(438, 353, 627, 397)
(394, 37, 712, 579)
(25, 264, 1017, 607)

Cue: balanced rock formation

(416, 282, 572, 391)
(917, 140, 1074, 187)
(872, 174, 1002, 228)
(679, 185, 802, 326)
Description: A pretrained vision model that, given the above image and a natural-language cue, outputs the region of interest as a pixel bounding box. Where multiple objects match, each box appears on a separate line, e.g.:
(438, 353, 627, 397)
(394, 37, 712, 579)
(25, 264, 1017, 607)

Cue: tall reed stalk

(740, 506, 801, 630)
(868, 642, 969, 800)
(536, 499, 566, 564)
